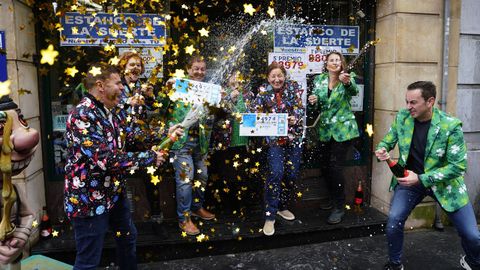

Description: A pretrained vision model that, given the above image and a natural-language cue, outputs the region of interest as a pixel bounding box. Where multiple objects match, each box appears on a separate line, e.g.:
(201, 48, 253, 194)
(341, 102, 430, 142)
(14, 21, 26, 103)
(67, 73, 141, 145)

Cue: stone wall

(371, 0, 445, 227)
(457, 0, 480, 216)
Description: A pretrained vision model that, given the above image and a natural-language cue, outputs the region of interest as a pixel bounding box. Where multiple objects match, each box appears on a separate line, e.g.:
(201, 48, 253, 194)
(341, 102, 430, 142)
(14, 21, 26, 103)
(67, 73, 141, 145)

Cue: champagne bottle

(40, 206, 52, 240)
(386, 158, 409, 178)
(354, 180, 364, 206)
(152, 133, 178, 154)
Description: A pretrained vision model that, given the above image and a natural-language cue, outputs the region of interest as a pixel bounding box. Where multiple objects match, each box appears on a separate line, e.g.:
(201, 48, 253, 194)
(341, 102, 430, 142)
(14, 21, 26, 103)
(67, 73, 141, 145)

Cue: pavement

(137, 226, 467, 270)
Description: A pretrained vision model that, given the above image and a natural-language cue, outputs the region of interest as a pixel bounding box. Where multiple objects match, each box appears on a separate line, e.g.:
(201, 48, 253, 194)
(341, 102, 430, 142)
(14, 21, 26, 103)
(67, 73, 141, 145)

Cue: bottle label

(355, 198, 363, 205)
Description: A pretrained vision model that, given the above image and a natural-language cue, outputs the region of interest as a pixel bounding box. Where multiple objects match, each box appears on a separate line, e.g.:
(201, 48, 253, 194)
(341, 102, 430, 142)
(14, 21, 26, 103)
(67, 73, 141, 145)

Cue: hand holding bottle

(152, 150, 166, 167)
(374, 147, 390, 161)
(339, 71, 351, 85)
(397, 170, 419, 186)
(168, 124, 184, 139)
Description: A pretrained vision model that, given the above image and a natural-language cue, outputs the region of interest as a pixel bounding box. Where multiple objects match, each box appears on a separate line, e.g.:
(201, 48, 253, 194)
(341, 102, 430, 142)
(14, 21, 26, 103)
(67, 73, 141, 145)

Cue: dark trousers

(319, 139, 350, 209)
(71, 195, 137, 270)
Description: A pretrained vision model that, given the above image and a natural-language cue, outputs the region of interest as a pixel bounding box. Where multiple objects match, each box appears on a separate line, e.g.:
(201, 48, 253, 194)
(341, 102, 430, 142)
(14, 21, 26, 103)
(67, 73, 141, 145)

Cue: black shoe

(383, 261, 404, 270)
(327, 208, 345, 224)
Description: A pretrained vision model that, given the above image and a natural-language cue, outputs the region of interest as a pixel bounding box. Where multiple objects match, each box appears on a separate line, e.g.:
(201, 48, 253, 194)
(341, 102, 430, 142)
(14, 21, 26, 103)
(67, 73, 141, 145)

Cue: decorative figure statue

(0, 96, 39, 264)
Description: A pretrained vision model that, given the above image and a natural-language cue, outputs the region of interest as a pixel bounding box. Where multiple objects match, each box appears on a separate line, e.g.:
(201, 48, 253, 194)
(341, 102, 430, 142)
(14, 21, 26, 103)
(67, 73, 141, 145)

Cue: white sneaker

(263, 220, 275, 236)
(460, 255, 473, 270)
(277, 210, 295, 220)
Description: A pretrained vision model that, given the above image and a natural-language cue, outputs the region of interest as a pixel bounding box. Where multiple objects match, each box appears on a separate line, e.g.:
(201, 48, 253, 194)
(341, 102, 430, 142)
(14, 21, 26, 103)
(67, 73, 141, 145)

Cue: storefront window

(36, 0, 375, 221)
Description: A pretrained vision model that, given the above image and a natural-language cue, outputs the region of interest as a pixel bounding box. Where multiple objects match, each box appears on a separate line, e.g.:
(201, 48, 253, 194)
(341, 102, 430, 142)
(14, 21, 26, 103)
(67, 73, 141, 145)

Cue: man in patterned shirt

(375, 81, 480, 270)
(64, 64, 176, 270)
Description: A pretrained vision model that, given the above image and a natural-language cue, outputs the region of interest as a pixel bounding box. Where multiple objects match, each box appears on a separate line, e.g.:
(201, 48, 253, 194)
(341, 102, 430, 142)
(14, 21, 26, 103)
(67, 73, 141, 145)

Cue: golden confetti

(65, 66, 79, 77)
(365, 123, 374, 137)
(89, 66, 102, 76)
(116, 231, 122, 237)
(104, 44, 115, 52)
(181, 231, 187, 237)
(0, 80, 12, 97)
(171, 69, 186, 78)
(146, 166, 157, 175)
(228, 46, 236, 54)
(52, 230, 59, 237)
(185, 45, 196, 55)
(198, 27, 209, 37)
(151, 175, 160, 185)
(194, 180, 202, 188)
(40, 45, 59, 65)
(243, 3, 256, 16)
(196, 233, 206, 242)
(32, 220, 38, 228)
(267, 6, 275, 17)
(296, 192, 303, 198)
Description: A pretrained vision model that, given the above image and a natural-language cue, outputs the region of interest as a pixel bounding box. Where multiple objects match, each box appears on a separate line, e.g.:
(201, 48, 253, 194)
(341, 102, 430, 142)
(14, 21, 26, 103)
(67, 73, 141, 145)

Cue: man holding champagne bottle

(375, 81, 480, 270)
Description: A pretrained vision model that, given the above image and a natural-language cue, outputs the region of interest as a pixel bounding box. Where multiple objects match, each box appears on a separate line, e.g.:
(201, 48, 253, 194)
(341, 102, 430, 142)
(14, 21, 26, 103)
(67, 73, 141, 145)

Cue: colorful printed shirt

(64, 93, 157, 218)
(253, 80, 305, 146)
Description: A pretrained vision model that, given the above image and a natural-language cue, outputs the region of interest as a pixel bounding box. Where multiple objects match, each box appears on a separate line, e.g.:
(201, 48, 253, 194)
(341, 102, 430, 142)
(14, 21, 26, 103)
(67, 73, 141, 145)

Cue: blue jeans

(171, 138, 208, 222)
(387, 183, 480, 266)
(71, 194, 137, 270)
(264, 145, 302, 220)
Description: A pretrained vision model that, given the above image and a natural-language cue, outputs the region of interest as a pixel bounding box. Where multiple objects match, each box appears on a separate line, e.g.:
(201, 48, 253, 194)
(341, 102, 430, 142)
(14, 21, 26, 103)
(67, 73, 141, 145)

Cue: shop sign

(274, 24, 359, 55)
(60, 12, 166, 47)
(0, 31, 7, 81)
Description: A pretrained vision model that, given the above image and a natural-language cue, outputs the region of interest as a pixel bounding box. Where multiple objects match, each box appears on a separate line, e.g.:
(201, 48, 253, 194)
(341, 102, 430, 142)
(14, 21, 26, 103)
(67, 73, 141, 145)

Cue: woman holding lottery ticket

(252, 61, 305, 236)
(307, 51, 360, 225)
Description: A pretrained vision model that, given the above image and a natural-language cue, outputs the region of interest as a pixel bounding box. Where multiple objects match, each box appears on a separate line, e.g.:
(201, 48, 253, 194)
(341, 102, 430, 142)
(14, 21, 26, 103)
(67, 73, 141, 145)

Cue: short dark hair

(83, 64, 120, 90)
(267, 61, 287, 77)
(407, 81, 436, 101)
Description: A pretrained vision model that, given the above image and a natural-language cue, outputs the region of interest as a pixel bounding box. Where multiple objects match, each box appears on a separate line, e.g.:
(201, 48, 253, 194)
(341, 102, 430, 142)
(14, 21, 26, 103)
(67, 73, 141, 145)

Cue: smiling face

(267, 68, 286, 91)
(187, 60, 207, 82)
(325, 53, 344, 74)
(0, 107, 39, 177)
(405, 89, 435, 121)
(124, 56, 143, 83)
(99, 73, 124, 109)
